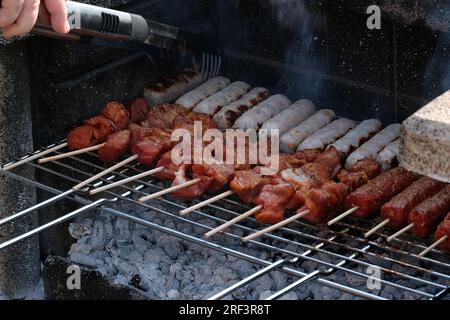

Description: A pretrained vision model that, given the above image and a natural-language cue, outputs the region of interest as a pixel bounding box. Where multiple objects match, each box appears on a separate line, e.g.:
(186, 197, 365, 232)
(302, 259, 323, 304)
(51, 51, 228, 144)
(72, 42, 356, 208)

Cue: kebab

(386, 184, 450, 242)
(419, 213, 450, 256)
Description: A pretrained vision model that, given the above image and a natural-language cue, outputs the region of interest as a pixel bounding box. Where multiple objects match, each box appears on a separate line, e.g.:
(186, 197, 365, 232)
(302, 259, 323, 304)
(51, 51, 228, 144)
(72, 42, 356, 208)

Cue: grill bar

(0, 140, 448, 300)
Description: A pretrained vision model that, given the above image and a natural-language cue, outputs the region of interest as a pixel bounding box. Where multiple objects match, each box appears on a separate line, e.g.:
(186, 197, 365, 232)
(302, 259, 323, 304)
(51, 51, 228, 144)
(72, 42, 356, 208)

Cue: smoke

(424, 6, 450, 97)
(270, 0, 324, 101)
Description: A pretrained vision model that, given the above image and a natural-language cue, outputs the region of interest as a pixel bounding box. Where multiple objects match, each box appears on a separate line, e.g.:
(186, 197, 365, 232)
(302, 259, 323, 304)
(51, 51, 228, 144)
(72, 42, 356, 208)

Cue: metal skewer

(38, 143, 106, 164)
(242, 209, 310, 242)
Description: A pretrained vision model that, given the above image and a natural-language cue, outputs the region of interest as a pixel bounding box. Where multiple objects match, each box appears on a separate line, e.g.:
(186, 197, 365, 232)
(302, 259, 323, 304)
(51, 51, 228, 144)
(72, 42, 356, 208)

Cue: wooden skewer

(89, 166, 165, 195)
(418, 235, 448, 257)
(204, 205, 263, 239)
(242, 209, 311, 242)
(327, 206, 359, 226)
(38, 143, 106, 164)
(2, 142, 68, 171)
(138, 178, 202, 202)
(364, 218, 390, 238)
(180, 190, 235, 216)
(386, 223, 414, 242)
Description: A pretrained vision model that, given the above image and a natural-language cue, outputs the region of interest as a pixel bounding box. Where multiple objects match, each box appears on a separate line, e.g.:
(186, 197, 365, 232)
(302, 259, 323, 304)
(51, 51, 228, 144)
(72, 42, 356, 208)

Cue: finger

(0, 0, 25, 27)
(43, 0, 69, 33)
(37, 1, 50, 25)
(2, 0, 40, 38)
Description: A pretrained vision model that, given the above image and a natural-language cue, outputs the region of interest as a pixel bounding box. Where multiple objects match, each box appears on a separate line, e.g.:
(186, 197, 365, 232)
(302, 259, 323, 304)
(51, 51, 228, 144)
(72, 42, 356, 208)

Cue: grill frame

(1, 140, 449, 300)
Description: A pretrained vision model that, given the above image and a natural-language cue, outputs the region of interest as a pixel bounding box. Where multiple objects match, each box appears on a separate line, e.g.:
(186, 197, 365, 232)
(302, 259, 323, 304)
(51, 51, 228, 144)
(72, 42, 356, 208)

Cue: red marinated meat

(192, 164, 235, 192)
(230, 169, 271, 204)
(173, 112, 218, 134)
(255, 183, 296, 224)
(101, 101, 130, 130)
(408, 185, 450, 238)
(84, 115, 117, 141)
(348, 159, 381, 179)
(171, 164, 213, 199)
(142, 104, 188, 129)
(434, 213, 450, 252)
(153, 150, 179, 181)
(313, 146, 343, 177)
(381, 176, 445, 228)
(129, 98, 150, 124)
(67, 125, 99, 150)
(344, 167, 415, 218)
(131, 128, 175, 165)
(98, 130, 131, 162)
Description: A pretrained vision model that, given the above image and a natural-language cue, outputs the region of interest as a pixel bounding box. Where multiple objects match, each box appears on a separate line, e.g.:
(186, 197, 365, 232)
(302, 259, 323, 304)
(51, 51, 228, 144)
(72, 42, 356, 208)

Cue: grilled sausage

(380, 176, 445, 228)
(344, 167, 415, 218)
(434, 213, 450, 252)
(260, 99, 316, 136)
(233, 94, 292, 130)
(408, 185, 450, 238)
(143, 70, 203, 106)
(376, 139, 400, 170)
(193, 81, 251, 115)
(175, 76, 231, 110)
(297, 118, 356, 151)
(213, 87, 270, 129)
(280, 109, 335, 153)
(329, 119, 382, 156)
(345, 123, 400, 169)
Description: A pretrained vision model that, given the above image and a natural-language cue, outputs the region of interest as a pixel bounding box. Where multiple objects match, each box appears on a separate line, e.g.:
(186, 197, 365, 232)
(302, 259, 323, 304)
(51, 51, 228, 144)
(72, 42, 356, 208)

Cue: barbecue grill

(0, 0, 449, 300)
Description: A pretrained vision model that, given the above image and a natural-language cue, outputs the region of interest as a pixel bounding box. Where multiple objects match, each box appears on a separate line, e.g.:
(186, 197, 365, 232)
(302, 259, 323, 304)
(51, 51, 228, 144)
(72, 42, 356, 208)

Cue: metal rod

(266, 270, 321, 300)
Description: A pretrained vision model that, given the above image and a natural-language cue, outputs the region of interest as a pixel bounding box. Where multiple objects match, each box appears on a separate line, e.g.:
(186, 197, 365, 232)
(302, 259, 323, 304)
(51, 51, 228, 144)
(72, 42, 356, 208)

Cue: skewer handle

(38, 143, 105, 164)
(138, 178, 202, 202)
(89, 166, 164, 195)
(327, 206, 359, 226)
(364, 218, 390, 238)
(418, 235, 448, 257)
(204, 205, 263, 239)
(386, 223, 414, 242)
(242, 209, 310, 242)
(180, 190, 234, 216)
(73, 154, 138, 190)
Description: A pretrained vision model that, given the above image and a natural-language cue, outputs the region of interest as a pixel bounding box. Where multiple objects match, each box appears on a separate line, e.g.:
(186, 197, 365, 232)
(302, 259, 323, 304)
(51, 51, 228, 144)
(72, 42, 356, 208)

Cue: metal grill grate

(0, 141, 449, 300)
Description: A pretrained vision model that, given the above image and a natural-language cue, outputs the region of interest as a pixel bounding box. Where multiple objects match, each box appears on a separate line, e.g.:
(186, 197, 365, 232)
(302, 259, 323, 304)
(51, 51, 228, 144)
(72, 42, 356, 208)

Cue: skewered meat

(434, 213, 450, 252)
(67, 125, 100, 150)
(170, 164, 214, 199)
(84, 115, 118, 141)
(408, 185, 450, 238)
(297, 118, 356, 151)
(230, 170, 272, 204)
(344, 167, 415, 218)
(277, 150, 322, 171)
(303, 181, 351, 224)
(131, 128, 176, 165)
(143, 70, 203, 106)
(213, 87, 271, 129)
(380, 176, 445, 228)
(233, 94, 292, 129)
(101, 101, 130, 130)
(142, 104, 188, 129)
(129, 98, 150, 124)
(345, 123, 400, 169)
(153, 149, 180, 181)
(346, 159, 381, 179)
(313, 146, 344, 177)
(173, 112, 219, 134)
(193, 81, 251, 115)
(376, 139, 400, 171)
(98, 130, 131, 162)
(176, 76, 231, 110)
(280, 109, 335, 153)
(260, 99, 316, 136)
(329, 119, 382, 155)
(255, 182, 296, 224)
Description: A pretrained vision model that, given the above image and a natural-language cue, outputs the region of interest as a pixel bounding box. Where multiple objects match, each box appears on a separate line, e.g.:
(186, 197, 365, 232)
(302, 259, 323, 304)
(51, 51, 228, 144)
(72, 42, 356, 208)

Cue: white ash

(67, 200, 450, 300)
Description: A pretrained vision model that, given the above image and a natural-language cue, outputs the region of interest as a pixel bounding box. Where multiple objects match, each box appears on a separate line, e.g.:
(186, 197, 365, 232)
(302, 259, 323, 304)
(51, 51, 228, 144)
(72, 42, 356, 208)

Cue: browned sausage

(380, 176, 445, 228)
(434, 213, 450, 252)
(344, 167, 415, 218)
(408, 185, 450, 238)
